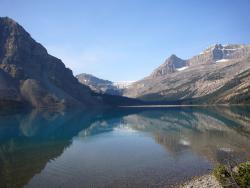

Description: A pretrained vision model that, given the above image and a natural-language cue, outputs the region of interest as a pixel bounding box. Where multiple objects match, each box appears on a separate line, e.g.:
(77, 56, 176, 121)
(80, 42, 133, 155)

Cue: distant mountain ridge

(76, 43, 250, 104)
(76, 73, 134, 95)
(187, 44, 250, 66)
(123, 44, 250, 104)
(147, 44, 250, 79)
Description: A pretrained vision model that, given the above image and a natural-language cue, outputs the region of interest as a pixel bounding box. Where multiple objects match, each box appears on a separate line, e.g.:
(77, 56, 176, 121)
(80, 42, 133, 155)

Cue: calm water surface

(0, 106, 250, 188)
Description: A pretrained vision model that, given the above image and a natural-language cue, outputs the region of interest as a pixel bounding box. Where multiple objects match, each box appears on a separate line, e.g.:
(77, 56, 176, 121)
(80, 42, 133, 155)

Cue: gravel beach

(179, 174, 222, 188)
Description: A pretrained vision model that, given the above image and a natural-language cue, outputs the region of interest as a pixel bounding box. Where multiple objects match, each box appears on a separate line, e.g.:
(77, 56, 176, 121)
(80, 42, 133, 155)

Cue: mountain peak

(149, 54, 186, 78)
(0, 16, 17, 25)
(164, 54, 185, 67)
(203, 43, 223, 52)
(214, 43, 223, 49)
(168, 54, 185, 62)
(0, 16, 23, 32)
(169, 54, 178, 59)
(0, 16, 49, 64)
(76, 73, 112, 85)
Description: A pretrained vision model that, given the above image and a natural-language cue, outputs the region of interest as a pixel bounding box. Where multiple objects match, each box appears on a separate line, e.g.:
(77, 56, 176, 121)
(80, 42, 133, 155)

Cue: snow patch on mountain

(177, 66, 189, 71)
(216, 59, 229, 63)
(113, 81, 135, 89)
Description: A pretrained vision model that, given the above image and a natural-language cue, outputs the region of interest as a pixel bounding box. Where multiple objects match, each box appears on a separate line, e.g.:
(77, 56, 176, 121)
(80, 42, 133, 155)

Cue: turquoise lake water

(0, 106, 250, 188)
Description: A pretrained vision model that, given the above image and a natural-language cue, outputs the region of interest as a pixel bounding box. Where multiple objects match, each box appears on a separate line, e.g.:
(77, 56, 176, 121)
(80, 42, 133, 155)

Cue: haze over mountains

(78, 44, 250, 104)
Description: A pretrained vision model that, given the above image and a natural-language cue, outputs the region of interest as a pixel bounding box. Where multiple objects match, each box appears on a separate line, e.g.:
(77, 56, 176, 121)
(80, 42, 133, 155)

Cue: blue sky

(1, 0, 250, 81)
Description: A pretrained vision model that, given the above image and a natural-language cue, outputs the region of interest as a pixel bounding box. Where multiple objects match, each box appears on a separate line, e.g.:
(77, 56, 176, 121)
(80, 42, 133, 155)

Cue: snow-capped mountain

(77, 44, 250, 104)
(123, 44, 250, 104)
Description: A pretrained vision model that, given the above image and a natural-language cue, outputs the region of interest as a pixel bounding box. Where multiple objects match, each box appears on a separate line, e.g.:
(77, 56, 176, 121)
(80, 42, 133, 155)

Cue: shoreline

(119, 104, 250, 108)
(177, 174, 222, 188)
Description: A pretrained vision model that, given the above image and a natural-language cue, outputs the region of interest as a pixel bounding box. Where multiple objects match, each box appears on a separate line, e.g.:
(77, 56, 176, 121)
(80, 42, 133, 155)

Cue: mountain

(149, 44, 250, 78)
(123, 44, 250, 104)
(76, 73, 121, 95)
(3, 16, 248, 107)
(0, 17, 143, 109)
(76, 73, 134, 95)
(0, 17, 105, 109)
(149, 54, 187, 78)
(187, 44, 250, 66)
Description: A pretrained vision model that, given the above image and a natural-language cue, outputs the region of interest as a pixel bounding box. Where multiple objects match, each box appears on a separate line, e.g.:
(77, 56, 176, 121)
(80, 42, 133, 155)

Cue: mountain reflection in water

(0, 106, 250, 188)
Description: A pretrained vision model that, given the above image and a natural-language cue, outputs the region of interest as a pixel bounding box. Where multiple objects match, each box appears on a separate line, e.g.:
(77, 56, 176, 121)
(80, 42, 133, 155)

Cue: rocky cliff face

(0, 17, 101, 109)
(124, 44, 250, 104)
(187, 44, 250, 66)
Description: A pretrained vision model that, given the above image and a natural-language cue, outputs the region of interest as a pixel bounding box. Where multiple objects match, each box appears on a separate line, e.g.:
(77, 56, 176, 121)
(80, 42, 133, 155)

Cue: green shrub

(213, 164, 231, 185)
(213, 161, 250, 188)
(233, 162, 250, 188)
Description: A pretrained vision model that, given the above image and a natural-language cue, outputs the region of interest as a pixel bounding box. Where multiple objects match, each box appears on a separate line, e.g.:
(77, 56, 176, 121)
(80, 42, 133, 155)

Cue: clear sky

(1, 0, 250, 81)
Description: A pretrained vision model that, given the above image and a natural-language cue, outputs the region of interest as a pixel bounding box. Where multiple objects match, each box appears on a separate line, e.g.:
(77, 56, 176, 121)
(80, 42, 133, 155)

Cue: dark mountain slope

(0, 17, 100, 109)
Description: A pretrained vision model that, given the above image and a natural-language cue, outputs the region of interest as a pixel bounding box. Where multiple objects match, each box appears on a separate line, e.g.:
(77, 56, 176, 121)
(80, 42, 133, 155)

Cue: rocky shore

(179, 174, 222, 188)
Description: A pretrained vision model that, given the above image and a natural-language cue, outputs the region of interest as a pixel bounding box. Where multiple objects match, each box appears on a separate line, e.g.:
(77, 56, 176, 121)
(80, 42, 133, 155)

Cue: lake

(0, 106, 250, 188)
